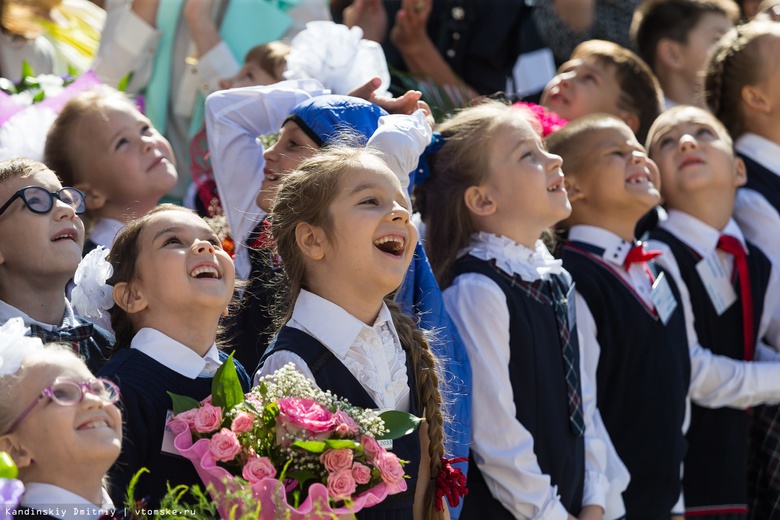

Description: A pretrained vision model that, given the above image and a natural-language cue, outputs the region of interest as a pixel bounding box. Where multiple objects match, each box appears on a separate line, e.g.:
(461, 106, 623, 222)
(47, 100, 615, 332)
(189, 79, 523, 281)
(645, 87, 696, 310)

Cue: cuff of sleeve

(196, 42, 239, 95)
(582, 470, 609, 510)
(538, 486, 571, 520)
(115, 8, 159, 55)
(671, 491, 685, 515)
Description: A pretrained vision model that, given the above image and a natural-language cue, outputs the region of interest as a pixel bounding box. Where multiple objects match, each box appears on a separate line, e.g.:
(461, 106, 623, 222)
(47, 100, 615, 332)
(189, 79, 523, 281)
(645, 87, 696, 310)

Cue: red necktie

(717, 235, 754, 361)
(623, 244, 662, 285)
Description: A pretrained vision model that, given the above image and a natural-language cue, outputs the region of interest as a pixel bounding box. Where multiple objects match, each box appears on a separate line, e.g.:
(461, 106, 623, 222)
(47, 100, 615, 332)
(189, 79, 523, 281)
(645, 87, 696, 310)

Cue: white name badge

(379, 439, 393, 451)
(567, 283, 577, 332)
(695, 251, 738, 316)
(161, 409, 180, 456)
(651, 272, 678, 326)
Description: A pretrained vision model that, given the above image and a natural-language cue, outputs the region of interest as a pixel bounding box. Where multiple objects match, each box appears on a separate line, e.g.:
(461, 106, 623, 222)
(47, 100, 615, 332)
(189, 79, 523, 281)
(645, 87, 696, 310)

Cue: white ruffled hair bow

(0, 318, 44, 376)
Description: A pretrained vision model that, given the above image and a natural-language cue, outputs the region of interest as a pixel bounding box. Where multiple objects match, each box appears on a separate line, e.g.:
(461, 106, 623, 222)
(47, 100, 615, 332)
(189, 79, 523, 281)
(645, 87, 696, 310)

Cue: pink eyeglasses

(6, 378, 120, 434)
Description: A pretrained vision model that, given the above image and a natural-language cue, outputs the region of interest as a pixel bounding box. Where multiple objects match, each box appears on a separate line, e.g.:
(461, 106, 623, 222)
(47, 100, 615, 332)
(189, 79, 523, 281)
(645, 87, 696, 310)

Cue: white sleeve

(443, 274, 569, 520)
(734, 188, 780, 264)
(366, 110, 432, 199)
(255, 350, 315, 386)
(647, 239, 780, 410)
(93, 0, 160, 93)
(758, 262, 780, 357)
(204, 79, 328, 279)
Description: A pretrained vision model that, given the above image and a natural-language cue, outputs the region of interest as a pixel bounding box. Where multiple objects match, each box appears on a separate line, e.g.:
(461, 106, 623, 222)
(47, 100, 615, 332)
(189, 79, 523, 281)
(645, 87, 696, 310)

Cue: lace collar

(461, 232, 562, 282)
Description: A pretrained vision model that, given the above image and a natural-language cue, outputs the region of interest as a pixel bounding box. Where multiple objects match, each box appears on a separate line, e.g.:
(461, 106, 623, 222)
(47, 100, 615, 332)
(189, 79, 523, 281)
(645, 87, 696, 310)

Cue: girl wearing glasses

(0, 328, 122, 519)
(0, 158, 112, 374)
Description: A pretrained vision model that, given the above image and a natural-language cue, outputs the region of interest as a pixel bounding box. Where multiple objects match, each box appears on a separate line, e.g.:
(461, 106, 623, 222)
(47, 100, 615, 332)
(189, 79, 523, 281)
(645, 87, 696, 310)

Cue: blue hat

(284, 95, 388, 147)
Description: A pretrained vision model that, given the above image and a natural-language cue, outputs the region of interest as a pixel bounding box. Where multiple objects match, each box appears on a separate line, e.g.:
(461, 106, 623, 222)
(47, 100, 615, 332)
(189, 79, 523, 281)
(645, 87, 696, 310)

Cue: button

(446, 49, 456, 58)
(451, 6, 465, 19)
(452, 32, 461, 40)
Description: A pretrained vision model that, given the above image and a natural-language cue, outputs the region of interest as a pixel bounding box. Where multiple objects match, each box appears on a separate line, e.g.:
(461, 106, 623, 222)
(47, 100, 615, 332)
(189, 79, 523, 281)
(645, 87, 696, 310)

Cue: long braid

(386, 299, 447, 520)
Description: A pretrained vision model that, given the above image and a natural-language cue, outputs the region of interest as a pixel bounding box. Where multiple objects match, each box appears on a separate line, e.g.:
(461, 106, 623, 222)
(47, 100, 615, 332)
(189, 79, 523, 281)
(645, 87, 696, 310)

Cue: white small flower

(72, 246, 114, 319)
(0, 318, 44, 376)
(36, 74, 65, 98)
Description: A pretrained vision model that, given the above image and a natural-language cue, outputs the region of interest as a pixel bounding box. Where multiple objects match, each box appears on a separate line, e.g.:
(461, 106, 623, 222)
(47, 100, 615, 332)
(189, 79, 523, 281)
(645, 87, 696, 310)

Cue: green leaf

(324, 439, 359, 450)
(286, 469, 318, 487)
(0, 451, 18, 479)
(32, 90, 45, 103)
(117, 71, 134, 93)
(290, 440, 327, 453)
(212, 351, 245, 411)
(376, 410, 424, 440)
(167, 392, 202, 415)
(263, 402, 278, 426)
(21, 60, 33, 81)
(123, 467, 149, 511)
(67, 64, 78, 77)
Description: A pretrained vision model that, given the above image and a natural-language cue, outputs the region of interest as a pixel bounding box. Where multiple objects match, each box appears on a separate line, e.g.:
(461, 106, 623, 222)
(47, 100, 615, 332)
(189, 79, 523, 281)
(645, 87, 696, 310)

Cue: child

(548, 113, 780, 519)
(96, 204, 251, 508)
(416, 101, 615, 519)
(258, 147, 449, 520)
(704, 21, 780, 263)
(0, 158, 112, 374)
(539, 39, 664, 142)
(44, 87, 178, 255)
(644, 104, 780, 518)
(631, 0, 738, 108)
(0, 327, 122, 519)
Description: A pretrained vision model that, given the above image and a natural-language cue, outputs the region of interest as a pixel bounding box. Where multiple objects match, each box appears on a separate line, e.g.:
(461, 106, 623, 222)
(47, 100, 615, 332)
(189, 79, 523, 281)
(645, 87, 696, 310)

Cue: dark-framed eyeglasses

(6, 378, 120, 434)
(0, 186, 86, 217)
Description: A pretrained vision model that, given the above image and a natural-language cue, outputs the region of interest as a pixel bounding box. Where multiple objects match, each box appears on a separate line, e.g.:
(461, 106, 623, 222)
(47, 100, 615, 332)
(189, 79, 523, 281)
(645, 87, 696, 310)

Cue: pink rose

(326, 469, 356, 500)
(373, 451, 405, 485)
(231, 412, 254, 434)
(209, 428, 242, 462)
(320, 448, 353, 472)
(277, 397, 335, 434)
(333, 410, 360, 437)
(176, 408, 198, 431)
(241, 455, 277, 483)
(194, 403, 223, 433)
(351, 462, 371, 485)
(361, 436, 382, 459)
(201, 395, 213, 405)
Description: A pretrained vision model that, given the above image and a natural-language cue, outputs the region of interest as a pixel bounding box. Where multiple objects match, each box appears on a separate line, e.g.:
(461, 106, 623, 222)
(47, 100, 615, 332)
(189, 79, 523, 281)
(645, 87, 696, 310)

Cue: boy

(0, 158, 112, 373)
(645, 105, 780, 518)
(546, 114, 780, 519)
(631, 0, 738, 108)
(540, 39, 663, 142)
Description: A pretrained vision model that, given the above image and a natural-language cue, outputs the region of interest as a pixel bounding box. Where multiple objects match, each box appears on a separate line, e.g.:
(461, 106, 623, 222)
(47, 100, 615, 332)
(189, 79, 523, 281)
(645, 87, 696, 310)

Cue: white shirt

(734, 133, 780, 264)
(20, 483, 114, 520)
(204, 80, 433, 280)
(0, 298, 79, 331)
(442, 232, 620, 520)
(130, 327, 222, 378)
(258, 290, 411, 412)
(88, 217, 125, 249)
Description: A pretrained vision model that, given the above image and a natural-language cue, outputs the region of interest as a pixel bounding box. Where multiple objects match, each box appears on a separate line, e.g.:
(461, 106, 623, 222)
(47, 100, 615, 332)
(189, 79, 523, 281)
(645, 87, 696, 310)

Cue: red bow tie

(623, 244, 662, 271)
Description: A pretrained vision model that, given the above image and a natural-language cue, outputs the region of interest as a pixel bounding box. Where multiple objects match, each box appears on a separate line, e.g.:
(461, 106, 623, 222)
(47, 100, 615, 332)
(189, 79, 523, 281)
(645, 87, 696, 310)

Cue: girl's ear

(0, 435, 32, 469)
(564, 177, 585, 203)
(620, 111, 641, 135)
(75, 182, 107, 211)
(113, 281, 148, 314)
(657, 38, 684, 71)
(741, 84, 771, 114)
(463, 186, 496, 216)
(295, 222, 327, 260)
(733, 157, 748, 187)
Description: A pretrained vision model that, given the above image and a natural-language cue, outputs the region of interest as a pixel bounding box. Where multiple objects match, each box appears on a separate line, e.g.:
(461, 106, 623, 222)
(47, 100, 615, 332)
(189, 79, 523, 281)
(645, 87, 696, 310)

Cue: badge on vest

(378, 439, 393, 451)
(161, 409, 182, 457)
(651, 272, 678, 326)
(695, 251, 738, 316)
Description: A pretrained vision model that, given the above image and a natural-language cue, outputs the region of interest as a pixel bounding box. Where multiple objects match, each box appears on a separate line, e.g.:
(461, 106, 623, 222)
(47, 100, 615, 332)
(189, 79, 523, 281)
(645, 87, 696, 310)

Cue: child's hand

(183, 0, 216, 32)
(343, 0, 388, 44)
(550, 0, 595, 34)
(577, 505, 603, 520)
(390, 0, 432, 52)
(347, 78, 423, 115)
(417, 100, 435, 129)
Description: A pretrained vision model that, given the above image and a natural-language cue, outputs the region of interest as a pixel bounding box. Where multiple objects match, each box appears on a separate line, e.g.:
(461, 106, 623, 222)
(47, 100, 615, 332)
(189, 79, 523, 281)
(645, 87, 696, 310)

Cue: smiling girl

(258, 147, 448, 520)
(96, 204, 251, 507)
(44, 88, 178, 255)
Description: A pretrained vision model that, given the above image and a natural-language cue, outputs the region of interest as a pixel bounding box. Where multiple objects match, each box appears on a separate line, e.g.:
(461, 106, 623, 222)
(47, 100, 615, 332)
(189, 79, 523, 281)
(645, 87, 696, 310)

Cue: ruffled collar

(461, 232, 562, 281)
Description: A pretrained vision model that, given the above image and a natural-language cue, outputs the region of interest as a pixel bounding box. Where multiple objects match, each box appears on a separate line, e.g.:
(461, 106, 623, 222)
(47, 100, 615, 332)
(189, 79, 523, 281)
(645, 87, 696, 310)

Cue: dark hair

(571, 40, 664, 142)
(271, 147, 446, 518)
(0, 157, 50, 184)
(704, 20, 780, 139)
(106, 204, 194, 351)
(632, 0, 740, 71)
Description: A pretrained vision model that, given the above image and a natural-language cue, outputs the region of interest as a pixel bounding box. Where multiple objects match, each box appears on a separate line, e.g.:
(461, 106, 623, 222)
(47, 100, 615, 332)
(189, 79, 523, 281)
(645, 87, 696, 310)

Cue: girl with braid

(258, 146, 449, 520)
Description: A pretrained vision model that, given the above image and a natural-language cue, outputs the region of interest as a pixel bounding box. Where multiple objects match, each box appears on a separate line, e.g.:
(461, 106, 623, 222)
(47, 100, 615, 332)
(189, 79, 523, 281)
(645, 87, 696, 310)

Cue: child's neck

(667, 193, 733, 232)
(659, 71, 702, 108)
(305, 282, 383, 326)
(0, 276, 67, 326)
(475, 219, 542, 250)
(25, 467, 107, 507)
(98, 199, 159, 224)
(568, 209, 644, 243)
(138, 311, 220, 357)
(745, 116, 780, 147)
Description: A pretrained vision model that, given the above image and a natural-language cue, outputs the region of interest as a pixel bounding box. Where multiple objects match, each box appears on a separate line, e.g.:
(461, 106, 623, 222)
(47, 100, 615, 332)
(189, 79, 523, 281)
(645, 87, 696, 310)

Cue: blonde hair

(245, 41, 290, 81)
(645, 104, 734, 150)
(0, 157, 50, 185)
(271, 147, 446, 518)
(704, 20, 780, 139)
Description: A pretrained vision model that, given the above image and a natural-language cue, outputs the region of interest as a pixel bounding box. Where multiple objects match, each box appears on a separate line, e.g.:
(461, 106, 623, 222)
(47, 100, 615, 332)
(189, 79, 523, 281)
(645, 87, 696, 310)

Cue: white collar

(461, 232, 562, 281)
(130, 328, 222, 379)
(88, 218, 126, 249)
(21, 483, 114, 520)
(735, 133, 780, 174)
(0, 298, 75, 331)
(290, 290, 396, 358)
(660, 210, 746, 258)
(568, 225, 639, 267)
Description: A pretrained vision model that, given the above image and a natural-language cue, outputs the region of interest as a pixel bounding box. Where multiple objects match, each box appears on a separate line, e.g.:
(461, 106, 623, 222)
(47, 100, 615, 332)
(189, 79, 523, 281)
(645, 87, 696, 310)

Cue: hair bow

(0, 318, 44, 376)
(413, 132, 446, 187)
(71, 246, 114, 320)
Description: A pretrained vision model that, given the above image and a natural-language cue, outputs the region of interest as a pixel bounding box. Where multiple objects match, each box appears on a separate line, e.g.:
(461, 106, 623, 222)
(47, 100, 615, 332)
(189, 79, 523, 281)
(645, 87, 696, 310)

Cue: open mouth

(626, 172, 653, 185)
(373, 235, 406, 257)
(51, 230, 77, 242)
(679, 156, 705, 169)
(547, 180, 565, 192)
(263, 169, 280, 182)
(189, 265, 221, 279)
(78, 418, 111, 430)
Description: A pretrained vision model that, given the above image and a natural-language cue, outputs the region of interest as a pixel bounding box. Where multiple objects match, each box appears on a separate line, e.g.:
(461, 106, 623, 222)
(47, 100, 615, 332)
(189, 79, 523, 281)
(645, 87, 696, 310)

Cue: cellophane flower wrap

(166, 360, 422, 519)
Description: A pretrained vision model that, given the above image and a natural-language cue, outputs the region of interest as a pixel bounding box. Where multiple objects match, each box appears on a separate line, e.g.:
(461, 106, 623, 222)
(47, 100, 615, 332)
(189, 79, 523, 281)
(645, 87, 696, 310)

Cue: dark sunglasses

(0, 186, 86, 217)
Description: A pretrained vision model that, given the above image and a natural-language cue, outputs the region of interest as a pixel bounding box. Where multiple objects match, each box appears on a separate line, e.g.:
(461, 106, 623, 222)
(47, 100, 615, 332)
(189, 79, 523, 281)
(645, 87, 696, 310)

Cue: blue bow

(413, 132, 446, 187)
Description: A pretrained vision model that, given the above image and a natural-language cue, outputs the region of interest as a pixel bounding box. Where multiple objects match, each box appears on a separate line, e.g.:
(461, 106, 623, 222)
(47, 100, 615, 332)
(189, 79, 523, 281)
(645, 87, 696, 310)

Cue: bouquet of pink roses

(167, 360, 422, 520)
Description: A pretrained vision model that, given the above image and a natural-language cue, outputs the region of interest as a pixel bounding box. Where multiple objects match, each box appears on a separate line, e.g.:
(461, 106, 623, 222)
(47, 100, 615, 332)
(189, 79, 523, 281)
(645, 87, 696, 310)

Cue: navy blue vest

(739, 153, 780, 215)
(562, 243, 691, 519)
(261, 326, 420, 520)
(452, 256, 585, 519)
(650, 228, 771, 513)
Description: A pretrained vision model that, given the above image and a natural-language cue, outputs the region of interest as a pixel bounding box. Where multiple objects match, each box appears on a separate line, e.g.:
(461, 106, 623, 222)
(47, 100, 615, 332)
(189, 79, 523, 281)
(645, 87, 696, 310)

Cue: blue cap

(285, 95, 388, 147)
